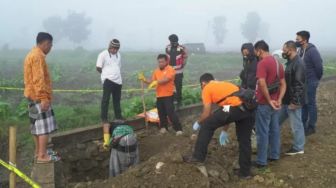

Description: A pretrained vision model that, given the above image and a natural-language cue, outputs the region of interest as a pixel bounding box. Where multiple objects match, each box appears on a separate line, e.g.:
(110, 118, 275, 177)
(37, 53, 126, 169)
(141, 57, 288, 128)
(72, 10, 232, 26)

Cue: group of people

(184, 30, 323, 179)
(23, 30, 323, 179)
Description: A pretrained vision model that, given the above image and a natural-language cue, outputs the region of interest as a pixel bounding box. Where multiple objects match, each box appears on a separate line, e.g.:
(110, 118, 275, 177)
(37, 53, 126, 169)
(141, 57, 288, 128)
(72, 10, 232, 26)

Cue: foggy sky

(0, 0, 335, 51)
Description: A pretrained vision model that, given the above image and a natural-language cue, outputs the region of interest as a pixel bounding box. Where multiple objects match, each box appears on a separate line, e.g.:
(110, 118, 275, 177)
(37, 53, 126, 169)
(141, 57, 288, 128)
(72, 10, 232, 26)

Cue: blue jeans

(279, 105, 305, 151)
(255, 104, 281, 165)
(302, 81, 319, 131)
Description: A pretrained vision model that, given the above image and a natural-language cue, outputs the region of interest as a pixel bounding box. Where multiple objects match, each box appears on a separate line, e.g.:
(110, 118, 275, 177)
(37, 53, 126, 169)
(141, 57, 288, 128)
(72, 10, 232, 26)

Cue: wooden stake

(9, 126, 17, 188)
(141, 81, 148, 129)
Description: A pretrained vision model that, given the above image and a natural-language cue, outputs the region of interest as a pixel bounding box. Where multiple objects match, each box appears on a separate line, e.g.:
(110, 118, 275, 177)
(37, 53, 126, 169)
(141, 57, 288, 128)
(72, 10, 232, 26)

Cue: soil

(69, 80, 336, 188)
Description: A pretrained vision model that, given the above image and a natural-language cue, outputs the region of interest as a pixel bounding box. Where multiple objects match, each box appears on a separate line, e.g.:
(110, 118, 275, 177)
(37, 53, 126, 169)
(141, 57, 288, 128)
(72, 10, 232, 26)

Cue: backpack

(216, 87, 257, 111)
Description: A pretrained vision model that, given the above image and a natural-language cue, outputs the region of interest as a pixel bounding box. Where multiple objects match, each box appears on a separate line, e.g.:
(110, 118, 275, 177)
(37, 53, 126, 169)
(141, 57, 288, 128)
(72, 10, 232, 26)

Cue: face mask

(282, 52, 289, 60)
(243, 55, 248, 62)
(295, 41, 303, 48)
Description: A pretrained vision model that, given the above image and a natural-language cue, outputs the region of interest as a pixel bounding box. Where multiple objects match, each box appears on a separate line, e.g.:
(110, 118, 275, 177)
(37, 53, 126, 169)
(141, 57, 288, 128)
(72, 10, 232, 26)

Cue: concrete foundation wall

(42, 103, 202, 186)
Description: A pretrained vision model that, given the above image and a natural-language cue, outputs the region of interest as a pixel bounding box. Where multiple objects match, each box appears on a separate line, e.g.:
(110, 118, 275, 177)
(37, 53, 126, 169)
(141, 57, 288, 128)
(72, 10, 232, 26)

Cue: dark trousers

(101, 79, 122, 122)
(174, 73, 183, 104)
(302, 81, 319, 131)
(193, 106, 254, 176)
(156, 96, 182, 131)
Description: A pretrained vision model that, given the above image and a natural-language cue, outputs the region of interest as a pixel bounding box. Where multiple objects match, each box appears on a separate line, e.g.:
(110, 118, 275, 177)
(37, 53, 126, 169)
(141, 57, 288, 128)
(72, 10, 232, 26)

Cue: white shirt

(96, 50, 122, 85)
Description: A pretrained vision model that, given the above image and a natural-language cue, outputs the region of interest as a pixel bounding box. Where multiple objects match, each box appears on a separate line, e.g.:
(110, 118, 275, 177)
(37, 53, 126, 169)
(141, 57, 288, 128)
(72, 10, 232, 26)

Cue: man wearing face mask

(279, 41, 306, 155)
(166, 34, 188, 108)
(296, 31, 323, 136)
(254, 40, 286, 168)
(240, 43, 258, 90)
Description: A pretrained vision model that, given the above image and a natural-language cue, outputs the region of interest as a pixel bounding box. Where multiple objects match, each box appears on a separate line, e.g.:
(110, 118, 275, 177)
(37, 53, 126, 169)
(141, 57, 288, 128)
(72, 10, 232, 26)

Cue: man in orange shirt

(138, 54, 183, 136)
(183, 73, 254, 179)
(24, 32, 60, 163)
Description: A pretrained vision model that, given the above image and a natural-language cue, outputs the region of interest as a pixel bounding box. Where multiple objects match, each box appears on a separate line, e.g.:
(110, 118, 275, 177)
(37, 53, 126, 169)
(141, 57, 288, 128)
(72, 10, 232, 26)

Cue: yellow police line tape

(0, 79, 239, 93)
(0, 158, 41, 188)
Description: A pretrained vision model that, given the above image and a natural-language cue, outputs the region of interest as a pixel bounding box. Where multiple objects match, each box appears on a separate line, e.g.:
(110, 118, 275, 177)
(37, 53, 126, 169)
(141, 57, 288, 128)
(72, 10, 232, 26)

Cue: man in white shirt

(96, 39, 123, 149)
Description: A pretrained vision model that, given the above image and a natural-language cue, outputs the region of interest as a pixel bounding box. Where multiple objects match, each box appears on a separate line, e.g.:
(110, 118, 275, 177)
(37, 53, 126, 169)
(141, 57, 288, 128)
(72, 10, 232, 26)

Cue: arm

(96, 53, 103, 74)
(311, 48, 323, 80)
(33, 57, 50, 110)
(182, 46, 188, 66)
(198, 104, 212, 123)
(277, 64, 286, 106)
(291, 63, 305, 105)
(258, 78, 280, 110)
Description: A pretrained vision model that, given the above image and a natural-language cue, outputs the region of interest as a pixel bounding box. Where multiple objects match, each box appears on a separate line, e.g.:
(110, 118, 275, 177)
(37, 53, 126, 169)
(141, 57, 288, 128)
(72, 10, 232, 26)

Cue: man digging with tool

(138, 54, 183, 136)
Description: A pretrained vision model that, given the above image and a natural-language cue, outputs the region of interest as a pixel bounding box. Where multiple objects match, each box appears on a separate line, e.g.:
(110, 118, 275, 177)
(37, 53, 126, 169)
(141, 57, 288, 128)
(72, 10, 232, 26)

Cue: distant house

(183, 43, 206, 54)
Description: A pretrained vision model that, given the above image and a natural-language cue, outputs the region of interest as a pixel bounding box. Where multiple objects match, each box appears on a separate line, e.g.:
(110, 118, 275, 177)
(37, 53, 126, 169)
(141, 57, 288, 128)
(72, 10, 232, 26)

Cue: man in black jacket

(279, 40, 306, 155)
(240, 43, 258, 90)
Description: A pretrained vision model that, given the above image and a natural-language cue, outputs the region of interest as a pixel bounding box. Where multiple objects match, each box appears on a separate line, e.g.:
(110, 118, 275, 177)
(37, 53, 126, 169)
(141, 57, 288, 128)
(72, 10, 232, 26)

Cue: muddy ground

(69, 80, 336, 188)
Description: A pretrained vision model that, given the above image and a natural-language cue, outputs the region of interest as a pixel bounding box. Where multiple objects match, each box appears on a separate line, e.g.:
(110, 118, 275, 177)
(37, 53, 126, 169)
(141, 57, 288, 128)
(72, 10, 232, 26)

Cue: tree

(42, 11, 91, 45)
(212, 16, 227, 45)
(241, 12, 261, 42)
(63, 11, 91, 45)
(42, 16, 65, 42)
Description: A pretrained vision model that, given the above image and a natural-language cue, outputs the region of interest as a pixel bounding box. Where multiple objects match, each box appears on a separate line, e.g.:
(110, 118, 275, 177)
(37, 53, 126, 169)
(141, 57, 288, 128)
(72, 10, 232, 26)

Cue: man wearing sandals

(24, 32, 60, 163)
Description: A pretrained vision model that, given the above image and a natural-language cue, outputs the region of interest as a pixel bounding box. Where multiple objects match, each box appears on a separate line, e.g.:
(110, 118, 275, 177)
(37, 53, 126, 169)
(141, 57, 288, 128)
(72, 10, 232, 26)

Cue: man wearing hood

(296, 31, 323, 136)
(240, 43, 258, 90)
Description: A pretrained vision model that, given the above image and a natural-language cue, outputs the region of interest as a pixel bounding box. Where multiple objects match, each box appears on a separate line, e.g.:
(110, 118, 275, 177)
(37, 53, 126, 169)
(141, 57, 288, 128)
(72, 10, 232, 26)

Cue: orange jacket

(23, 47, 52, 103)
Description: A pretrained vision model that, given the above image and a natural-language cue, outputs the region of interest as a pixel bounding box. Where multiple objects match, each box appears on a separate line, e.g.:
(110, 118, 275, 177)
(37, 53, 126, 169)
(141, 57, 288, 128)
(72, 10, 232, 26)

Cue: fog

(0, 0, 335, 51)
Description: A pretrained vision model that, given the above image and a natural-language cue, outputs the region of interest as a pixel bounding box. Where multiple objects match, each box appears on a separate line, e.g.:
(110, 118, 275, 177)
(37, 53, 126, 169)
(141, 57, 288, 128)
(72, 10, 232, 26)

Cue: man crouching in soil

(183, 73, 254, 179)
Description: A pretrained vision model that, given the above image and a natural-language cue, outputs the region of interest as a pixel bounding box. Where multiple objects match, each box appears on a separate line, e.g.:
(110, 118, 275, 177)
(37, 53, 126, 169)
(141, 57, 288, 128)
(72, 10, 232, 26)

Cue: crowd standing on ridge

(23, 30, 323, 179)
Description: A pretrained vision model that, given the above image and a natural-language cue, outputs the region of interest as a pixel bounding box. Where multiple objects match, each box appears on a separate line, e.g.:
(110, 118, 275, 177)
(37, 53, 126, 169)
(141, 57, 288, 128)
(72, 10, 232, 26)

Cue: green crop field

(0, 49, 336, 150)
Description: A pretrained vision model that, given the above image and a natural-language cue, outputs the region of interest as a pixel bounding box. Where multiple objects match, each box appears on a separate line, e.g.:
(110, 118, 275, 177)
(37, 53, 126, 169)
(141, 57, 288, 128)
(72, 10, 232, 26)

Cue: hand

(148, 81, 158, 89)
(219, 131, 229, 146)
(288, 103, 300, 110)
(40, 101, 50, 112)
(269, 100, 281, 110)
(138, 72, 146, 82)
(192, 121, 200, 131)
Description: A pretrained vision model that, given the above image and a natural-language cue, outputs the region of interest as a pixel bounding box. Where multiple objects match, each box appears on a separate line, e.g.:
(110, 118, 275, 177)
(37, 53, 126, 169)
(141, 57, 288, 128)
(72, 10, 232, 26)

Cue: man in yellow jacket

(24, 32, 60, 163)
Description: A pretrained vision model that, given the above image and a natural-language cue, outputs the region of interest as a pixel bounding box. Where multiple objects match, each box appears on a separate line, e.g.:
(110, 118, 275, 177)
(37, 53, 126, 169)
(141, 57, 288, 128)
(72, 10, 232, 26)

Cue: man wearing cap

(96, 39, 123, 149)
(166, 34, 188, 108)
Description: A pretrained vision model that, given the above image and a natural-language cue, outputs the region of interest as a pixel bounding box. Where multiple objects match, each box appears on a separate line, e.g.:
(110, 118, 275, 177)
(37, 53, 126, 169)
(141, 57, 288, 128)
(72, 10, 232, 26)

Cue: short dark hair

(284, 40, 297, 51)
(36, 32, 53, 44)
(296, 30, 310, 42)
(254, 40, 269, 52)
(157, 54, 168, 61)
(200, 73, 214, 83)
(168, 34, 179, 43)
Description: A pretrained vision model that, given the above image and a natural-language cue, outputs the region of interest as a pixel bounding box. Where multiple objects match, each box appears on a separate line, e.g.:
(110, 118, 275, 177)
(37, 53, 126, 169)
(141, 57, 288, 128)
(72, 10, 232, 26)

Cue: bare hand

(41, 101, 50, 112)
(269, 100, 281, 110)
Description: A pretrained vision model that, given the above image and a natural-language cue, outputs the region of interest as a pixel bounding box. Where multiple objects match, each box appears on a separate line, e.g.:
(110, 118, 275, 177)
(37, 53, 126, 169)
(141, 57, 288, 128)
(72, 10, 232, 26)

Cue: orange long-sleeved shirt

(24, 47, 52, 103)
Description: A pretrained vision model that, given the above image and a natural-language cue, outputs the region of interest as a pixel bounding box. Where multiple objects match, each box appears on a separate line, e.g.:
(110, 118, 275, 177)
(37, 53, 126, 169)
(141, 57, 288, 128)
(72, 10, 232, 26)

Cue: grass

(0, 49, 336, 150)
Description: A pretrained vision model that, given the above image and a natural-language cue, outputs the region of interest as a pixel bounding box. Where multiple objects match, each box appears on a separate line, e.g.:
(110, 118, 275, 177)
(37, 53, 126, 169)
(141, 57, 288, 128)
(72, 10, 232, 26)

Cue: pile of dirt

(69, 80, 336, 188)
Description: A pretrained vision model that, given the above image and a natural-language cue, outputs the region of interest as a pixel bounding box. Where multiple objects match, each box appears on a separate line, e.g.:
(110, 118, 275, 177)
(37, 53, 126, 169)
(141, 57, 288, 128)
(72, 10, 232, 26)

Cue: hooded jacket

(283, 55, 306, 105)
(240, 43, 258, 90)
(298, 43, 323, 82)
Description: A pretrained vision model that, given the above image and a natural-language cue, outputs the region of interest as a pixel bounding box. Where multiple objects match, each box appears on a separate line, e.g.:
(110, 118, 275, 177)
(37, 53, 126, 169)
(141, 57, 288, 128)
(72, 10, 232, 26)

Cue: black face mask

(282, 52, 290, 60)
(295, 41, 303, 48)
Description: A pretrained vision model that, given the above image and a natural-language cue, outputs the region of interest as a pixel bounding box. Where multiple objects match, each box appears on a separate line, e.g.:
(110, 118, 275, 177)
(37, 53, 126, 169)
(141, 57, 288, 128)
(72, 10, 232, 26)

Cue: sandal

(36, 155, 61, 164)
(47, 148, 59, 156)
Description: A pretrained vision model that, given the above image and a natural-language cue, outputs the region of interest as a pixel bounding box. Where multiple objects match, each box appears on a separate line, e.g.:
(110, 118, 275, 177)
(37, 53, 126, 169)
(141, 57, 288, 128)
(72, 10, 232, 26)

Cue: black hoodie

(240, 43, 258, 90)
